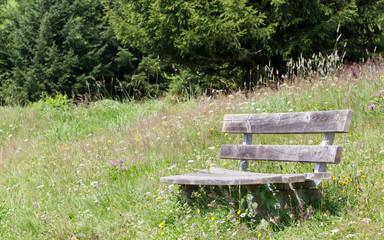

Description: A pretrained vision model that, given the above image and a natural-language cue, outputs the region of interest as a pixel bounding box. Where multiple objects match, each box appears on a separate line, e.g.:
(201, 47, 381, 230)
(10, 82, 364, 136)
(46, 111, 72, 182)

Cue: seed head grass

(0, 60, 384, 238)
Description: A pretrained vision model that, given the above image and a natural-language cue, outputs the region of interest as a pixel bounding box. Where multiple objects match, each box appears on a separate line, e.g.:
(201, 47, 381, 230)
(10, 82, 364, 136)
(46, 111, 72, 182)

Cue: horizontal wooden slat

(222, 110, 353, 134)
(220, 145, 342, 163)
(160, 168, 331, 185)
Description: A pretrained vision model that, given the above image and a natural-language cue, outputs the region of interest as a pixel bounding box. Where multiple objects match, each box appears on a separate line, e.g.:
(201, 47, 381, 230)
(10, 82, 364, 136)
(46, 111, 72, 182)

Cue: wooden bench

(160, 110, 353, 205)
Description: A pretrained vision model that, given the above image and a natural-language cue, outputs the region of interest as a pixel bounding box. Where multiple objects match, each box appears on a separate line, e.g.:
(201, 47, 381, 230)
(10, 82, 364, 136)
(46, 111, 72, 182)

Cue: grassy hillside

(0, 60, 384, 239)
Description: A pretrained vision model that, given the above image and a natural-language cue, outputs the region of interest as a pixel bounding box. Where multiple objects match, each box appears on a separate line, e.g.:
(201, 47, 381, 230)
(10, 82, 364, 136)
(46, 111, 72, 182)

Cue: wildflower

(380, 75, 383, 78)
(211, 217, 215, 221)
(251, 219, 256, 222)
(161, 232, 164, 235)
(107, 140, 112, 143)
(192, 223, 197, 227)
(109, 161, 115, 165)
(122, 166, 128, 170)
(237, 210, 241, 215)
(136, 138, 140, 142)
(119, 158, 123, 163)
(368, 103, 375, 110)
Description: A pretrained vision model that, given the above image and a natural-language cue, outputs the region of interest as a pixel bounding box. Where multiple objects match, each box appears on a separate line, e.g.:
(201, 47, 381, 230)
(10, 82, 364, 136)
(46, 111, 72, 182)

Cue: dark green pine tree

(2, 0, 125, 103)
(109, 0, 384, 93)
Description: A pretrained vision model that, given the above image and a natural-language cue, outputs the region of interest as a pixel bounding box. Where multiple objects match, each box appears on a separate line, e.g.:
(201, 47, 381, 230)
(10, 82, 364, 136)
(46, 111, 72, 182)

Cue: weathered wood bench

(160, 110, 353, 206)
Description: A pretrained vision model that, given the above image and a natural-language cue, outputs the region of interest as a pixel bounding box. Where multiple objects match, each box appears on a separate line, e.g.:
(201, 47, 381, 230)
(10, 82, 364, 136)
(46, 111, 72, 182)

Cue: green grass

(1, 60, 384, 239)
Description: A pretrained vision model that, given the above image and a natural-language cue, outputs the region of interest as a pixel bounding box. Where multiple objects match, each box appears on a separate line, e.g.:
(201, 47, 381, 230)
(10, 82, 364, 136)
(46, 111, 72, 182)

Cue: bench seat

(160, 167, 331, 185)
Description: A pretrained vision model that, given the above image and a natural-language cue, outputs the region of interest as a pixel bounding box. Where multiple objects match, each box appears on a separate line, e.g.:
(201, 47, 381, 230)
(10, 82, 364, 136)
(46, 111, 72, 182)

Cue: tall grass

(0, 59, 384, 239)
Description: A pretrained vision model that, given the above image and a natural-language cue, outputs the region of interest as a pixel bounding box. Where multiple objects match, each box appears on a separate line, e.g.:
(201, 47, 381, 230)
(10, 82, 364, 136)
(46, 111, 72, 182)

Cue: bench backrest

(220, 110, 353, 171)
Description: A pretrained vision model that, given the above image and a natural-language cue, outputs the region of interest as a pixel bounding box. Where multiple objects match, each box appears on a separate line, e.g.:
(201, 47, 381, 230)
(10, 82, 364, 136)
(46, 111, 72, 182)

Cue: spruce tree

(1, 0, 125, 103)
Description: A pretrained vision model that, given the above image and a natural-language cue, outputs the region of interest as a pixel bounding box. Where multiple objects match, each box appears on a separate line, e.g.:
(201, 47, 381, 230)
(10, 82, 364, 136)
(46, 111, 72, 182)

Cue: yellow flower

(223, 162, 227, 166)
(211, 217, 215, 221)
(258, 233, 262, 238)
(197, 132, 201, 136)
(161, 232, 164, 236)
(136, 138, 140, 142)
(380, 75, 383, 78)
(107, 140, 112, 143)
(237, 210, 241, 215)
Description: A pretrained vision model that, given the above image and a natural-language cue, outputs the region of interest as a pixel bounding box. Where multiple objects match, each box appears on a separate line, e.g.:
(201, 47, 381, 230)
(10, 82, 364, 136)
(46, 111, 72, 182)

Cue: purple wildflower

(192, 223, 197, 227)
(122, 166, 128, 170)
(369, 103, 375, 110)
(217, 205, 221, 208)
(109, 161, 115, 165)
(119, 158, 123, 163)
(251, 219, 256, 223)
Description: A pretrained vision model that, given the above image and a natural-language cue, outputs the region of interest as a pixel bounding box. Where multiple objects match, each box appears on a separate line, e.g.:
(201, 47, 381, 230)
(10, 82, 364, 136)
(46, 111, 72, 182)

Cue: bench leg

(275, 184, 322, 207)
(246, 184, 323, 218)
(181, 185, 199, 205)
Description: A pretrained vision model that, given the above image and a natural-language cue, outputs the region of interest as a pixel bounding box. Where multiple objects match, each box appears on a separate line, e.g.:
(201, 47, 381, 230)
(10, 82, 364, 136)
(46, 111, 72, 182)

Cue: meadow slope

(0, 60, 384, 239)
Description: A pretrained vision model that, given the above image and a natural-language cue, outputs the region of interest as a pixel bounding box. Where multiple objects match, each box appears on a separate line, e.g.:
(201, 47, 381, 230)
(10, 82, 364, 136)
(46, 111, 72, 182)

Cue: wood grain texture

(160, 168, 331, 185)
(220, 145, 342, 163)
(222, 110, 353, 134)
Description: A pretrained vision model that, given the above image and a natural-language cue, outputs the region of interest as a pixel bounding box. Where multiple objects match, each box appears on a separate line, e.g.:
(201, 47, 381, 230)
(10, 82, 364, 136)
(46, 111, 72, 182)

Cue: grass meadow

(1, 60, 384, 239)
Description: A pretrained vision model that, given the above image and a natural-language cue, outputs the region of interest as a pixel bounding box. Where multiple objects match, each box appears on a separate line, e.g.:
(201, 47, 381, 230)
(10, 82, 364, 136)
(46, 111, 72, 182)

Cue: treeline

(0, 0, 383, 104)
